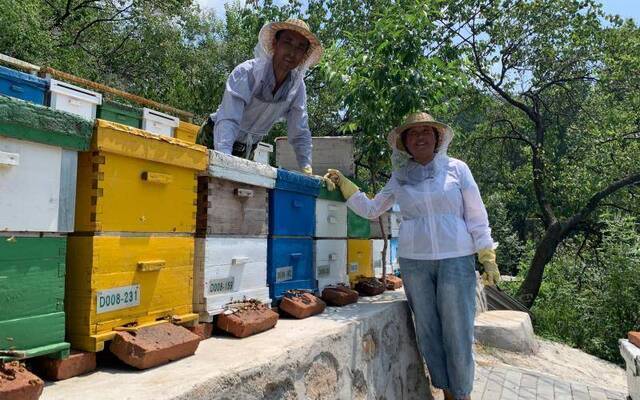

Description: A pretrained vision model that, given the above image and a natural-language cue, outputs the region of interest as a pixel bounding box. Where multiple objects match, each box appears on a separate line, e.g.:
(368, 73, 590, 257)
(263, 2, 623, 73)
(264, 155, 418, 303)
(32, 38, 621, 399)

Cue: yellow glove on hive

(478, 248, 500, 286)
(323, 169, 359, 200)
(302, 165, 313, 175)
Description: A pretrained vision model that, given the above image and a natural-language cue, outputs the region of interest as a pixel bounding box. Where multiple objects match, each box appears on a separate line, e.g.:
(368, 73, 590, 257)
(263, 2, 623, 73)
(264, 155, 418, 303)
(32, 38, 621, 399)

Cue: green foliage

(526, 213, 640, 363)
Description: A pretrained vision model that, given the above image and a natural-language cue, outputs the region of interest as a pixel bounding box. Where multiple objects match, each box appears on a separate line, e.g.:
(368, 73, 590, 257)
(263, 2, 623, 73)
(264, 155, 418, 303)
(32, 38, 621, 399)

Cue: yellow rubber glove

(323, 169, 359, 200)
(478, 248, 500, 286)
(302, 165, 313, 175)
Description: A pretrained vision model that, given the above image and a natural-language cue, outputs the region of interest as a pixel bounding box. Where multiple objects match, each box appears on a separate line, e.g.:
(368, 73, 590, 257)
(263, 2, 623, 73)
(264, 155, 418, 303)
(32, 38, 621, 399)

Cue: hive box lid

(99, 100, 142, 119)
(94, 119, 208, 170)
(0, 65, 47, 89)
(275, 136, 354, 176)
(275, 168, 321, 196)
(207, 150, 276, 188)
(142, 107, 179, 127)
(0, 94, 92, 150)
(49, 79, 102, 105)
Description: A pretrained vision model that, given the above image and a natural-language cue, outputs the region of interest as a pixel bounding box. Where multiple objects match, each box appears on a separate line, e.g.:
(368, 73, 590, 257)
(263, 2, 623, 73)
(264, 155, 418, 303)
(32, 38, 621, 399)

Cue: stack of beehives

(194, 150, 275, 322)
(65, 117, 208, 353)
(267, 169, 321, 301)
(371, 204, 402, 278)
(0, 67, 92, 365)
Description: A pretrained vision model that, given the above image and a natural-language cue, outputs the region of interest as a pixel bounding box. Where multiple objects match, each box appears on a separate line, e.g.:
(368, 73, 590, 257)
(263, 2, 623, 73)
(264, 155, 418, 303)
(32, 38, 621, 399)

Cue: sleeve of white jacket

(286, 80, 312, 169)
(346, 178, 396, 220)
(460, 162, 495, 251)
(213, 63, 254, 154)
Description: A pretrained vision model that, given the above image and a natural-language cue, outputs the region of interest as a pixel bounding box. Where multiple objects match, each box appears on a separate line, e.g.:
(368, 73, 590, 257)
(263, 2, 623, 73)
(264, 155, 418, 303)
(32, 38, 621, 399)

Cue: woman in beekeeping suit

(325, 112, 500, 400)
(197, 19, 322, 174)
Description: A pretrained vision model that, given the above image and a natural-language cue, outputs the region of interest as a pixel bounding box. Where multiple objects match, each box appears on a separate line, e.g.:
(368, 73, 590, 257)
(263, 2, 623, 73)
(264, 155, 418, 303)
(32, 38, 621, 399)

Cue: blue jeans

(399, 255, 476, 398)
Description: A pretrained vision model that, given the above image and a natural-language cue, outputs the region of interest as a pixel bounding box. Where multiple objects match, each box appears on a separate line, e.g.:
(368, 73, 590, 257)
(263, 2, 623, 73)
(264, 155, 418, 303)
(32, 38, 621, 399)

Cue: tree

(447, 0, 640, 307)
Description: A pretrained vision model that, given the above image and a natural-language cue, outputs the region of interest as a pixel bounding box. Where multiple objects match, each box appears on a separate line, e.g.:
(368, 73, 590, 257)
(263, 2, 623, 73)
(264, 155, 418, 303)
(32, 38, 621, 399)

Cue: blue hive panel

(267, 237, 316, 301)
(269, 188, 316, 237)
(275, 168, 321, 196)
(0, 66, 47, 105)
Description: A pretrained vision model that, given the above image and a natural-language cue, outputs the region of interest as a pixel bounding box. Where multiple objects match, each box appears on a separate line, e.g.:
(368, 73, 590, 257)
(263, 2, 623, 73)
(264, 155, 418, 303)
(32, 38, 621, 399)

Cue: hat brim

(387, 121, 454, 155)
(259, 22, 324, 67)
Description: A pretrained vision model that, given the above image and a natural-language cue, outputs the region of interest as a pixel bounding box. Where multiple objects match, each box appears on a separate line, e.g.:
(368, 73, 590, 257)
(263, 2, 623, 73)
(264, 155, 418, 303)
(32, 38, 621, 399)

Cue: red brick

(187, 323, 213, 341)
(321, 285, 359, 306)
(279, 292, 326, 319)
(379, 275, 403, 290)
(109, 323, 200, 370)
(355, 277, 385, 296)
(629, 331, 640, 348)
(217, 305, 279, 338)
(0, 361, 44, 400)
(32, 350, 96, 381)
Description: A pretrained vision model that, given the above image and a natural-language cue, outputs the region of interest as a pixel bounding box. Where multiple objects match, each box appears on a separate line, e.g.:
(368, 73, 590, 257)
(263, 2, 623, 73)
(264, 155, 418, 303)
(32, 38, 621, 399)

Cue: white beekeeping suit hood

(387, 112, 454, 184)
(254, 18, 323, 92)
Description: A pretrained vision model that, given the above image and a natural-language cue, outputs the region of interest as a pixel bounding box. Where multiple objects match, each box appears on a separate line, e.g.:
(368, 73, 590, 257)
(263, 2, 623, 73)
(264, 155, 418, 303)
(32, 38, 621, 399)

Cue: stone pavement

(471, 364, 627, 400)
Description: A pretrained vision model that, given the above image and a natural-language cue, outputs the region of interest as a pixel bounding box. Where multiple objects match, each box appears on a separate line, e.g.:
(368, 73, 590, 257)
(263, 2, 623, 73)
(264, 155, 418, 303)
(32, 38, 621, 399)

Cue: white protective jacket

(347, 155, 495, 260)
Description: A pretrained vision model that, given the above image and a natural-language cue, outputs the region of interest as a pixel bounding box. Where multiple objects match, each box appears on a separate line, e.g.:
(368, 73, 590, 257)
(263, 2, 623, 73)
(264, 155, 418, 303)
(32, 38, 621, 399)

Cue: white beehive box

(48, 79, 102, 120)
(275, 136, 354, 176)
(194, 237, 271, 321)
(315, 199, 348, 238)
(207, 150, 277, 188)
(620, 339, 640, 400)
(372, 239, 391, 278)
(314, 239, 348, 292)
(142, 107, 179, 137)
(0, 136, 77, 232)
(390, 204, 401, 237)
(252, 142, 273, 165)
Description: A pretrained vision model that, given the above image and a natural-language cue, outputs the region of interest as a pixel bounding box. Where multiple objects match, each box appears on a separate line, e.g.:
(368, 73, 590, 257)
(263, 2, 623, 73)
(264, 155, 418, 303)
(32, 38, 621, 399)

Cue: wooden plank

(499, 368, 521, 400)
(199, 177, 269, 236)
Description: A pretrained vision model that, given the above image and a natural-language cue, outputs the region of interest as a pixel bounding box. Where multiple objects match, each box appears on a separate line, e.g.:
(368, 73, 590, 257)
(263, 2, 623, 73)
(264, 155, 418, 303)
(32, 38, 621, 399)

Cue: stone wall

(176, 294, 432, 400)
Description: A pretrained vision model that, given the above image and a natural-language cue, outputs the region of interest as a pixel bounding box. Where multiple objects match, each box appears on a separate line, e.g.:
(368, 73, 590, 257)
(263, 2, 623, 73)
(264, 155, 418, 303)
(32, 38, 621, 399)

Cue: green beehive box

(0, 236, 70, 361)
(346, 176, 371, 238)
(97, 100, 142, 128)
(317, 180, 345, 202)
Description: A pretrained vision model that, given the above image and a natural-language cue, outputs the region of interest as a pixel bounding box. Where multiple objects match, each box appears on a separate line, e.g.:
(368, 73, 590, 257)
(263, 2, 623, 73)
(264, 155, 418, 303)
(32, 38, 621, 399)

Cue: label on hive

(208, 277, 235, 295)
(96, 284, 140, 314)
(317, 264, 331, 278)
(349, 263, 359, 273)
(276, 266, 293, 282)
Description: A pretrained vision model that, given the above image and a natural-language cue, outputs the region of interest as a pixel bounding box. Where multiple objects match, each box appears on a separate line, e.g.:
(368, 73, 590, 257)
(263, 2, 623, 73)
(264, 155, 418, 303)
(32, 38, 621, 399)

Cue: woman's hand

(323, 169, 359, 199)
(478, 248, 501, 286)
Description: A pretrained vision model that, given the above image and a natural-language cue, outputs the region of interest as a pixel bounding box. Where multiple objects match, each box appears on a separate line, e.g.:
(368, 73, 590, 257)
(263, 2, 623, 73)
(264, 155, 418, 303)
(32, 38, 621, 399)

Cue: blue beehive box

(267, 237, 316, 300)
(390, 237, 399, 273)
(269, 169, 321, 237)
(0, 66, 47, 105)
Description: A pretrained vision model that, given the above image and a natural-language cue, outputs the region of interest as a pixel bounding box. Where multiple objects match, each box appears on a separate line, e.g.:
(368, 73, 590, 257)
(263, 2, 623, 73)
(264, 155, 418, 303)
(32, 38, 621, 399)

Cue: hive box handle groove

(231, 256, 250, 265)
(141, 171, 173, 184)
(234, 188, 254, 198)
(137, 260, 166, 272)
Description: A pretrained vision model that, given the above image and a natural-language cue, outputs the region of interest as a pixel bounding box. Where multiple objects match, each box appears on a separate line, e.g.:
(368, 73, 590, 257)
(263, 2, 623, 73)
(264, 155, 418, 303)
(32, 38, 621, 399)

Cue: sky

(195, 0, 639, 22)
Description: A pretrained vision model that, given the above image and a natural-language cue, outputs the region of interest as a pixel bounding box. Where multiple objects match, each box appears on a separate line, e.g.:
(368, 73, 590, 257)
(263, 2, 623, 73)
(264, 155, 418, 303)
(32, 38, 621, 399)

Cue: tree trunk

(516, 222, 564, 308)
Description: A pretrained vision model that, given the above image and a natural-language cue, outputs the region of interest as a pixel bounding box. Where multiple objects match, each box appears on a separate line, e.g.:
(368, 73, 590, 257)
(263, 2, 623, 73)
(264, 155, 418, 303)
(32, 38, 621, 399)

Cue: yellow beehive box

(347, 239, 374, 285)
(74, 119, 208, 233)
(65, 235, 197, 352)
(175, 121, 200, 144)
